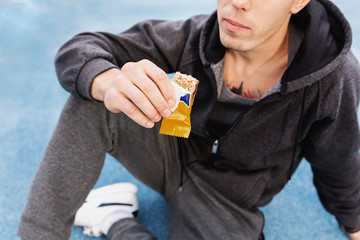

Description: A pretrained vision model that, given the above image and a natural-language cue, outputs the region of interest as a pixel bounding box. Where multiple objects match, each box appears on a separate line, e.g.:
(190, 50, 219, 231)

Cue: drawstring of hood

(288, 86, 308, 180)
(178, 139, 190, 192)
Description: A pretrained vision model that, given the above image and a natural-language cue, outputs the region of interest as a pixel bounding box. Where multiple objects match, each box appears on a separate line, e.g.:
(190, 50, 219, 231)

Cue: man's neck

(224, 26, 290, 99)
(227, 26, 290, 77)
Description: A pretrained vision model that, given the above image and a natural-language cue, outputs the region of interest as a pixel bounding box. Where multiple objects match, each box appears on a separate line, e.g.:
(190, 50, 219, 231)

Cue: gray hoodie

(55, 0, 360, 230)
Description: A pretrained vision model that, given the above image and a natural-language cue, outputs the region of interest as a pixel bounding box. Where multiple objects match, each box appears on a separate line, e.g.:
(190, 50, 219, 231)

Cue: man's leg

(18, 95, 180, 240)
(167, 170, 265, 240)
(107, 218, 157, 240)
(104, 161, 265, 240)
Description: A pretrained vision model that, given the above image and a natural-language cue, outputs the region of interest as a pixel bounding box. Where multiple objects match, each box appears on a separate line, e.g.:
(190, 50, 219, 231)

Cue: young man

(18, 0, 360, 239)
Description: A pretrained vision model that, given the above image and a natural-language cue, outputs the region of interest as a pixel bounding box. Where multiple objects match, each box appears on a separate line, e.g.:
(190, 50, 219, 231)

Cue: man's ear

(290, 0, 311, 14)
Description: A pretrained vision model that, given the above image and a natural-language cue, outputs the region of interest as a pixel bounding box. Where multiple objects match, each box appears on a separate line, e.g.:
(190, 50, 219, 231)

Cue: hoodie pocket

(189, 162, 268, 209)
(237, 177, 267, 208)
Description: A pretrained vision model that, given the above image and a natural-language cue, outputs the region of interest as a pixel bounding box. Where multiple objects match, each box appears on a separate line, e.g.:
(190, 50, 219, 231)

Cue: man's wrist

(91, 68, 121, 101)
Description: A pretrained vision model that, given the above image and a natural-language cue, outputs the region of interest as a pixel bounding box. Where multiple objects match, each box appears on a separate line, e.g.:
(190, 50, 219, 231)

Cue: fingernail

(146, 121, 154, 128)
(154, 114, 161, 122)
(162, 109, 172, 118)
(168, 99, 175, 108)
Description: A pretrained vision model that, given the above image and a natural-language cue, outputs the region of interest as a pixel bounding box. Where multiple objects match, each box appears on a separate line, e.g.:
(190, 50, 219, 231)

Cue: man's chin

(220, 40, 252, 53)
(219, 33, 251, 53)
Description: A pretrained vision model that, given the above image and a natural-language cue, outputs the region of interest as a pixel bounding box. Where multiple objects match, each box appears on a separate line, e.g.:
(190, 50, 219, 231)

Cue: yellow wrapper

(159, 72, 198, 138)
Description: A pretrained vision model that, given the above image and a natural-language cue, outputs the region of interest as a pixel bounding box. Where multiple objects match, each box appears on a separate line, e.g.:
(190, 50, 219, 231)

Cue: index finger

(140, 60, 176, 109)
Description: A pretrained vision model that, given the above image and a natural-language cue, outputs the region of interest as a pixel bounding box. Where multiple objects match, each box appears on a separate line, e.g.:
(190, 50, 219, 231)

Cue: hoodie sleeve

(303, 52, 360, 230)
(54, 15, 206, 100)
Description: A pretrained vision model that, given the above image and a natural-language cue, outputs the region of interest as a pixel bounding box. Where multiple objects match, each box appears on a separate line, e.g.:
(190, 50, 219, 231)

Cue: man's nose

(231, 0, 251, 11)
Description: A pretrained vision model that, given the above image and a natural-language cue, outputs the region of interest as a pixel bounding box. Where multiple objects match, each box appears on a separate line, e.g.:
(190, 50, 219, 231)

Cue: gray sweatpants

(18, 96, 264, 240)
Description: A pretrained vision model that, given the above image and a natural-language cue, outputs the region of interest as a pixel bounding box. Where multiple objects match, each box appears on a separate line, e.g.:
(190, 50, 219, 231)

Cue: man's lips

(223, 19, 250, 32)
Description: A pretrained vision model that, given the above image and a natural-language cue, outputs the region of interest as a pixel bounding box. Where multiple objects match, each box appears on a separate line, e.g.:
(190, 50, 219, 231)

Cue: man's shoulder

(322, 51, 360, 82)
(335, 51, 360, 85)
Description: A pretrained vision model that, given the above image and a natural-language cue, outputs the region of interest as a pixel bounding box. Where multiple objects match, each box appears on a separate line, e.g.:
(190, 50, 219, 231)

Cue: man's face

(217, 0, 298, 53)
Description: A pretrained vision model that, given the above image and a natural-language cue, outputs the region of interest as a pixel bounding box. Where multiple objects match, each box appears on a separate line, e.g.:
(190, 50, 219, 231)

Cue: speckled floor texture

(0, 0, 358, 239)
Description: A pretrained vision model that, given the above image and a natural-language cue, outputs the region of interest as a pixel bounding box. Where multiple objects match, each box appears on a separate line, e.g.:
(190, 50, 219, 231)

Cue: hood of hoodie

(198, 0, 352, 95)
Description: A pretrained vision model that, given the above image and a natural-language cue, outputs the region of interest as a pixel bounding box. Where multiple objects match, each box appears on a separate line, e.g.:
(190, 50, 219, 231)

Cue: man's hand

(91, 59, 176, 128)
(348, 230, 360, 240)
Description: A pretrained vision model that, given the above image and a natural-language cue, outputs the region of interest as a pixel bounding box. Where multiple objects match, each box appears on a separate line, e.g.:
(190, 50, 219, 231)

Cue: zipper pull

(211, 139, 219, 154)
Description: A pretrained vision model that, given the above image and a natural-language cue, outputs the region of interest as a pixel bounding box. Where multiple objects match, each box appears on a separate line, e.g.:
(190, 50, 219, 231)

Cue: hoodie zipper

(211, 139, 219, 154)
(207, 94, 283, 157)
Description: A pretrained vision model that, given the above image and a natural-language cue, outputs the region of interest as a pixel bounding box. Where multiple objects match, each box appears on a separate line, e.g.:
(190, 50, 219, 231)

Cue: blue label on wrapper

(180, 93, 191, 107)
